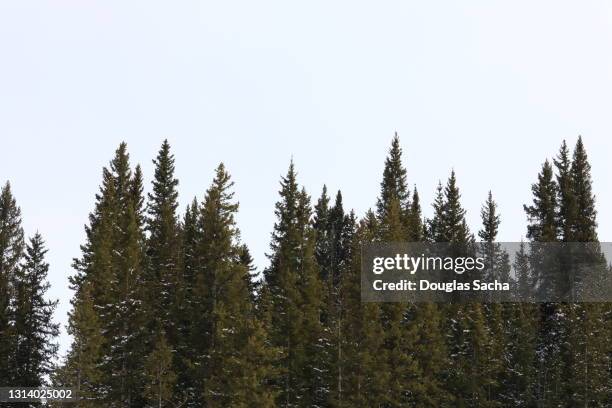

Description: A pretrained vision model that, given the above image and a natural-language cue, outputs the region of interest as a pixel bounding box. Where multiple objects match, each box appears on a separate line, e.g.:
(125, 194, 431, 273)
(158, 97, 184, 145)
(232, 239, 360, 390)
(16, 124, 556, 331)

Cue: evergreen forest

(0, 135, 610, 407)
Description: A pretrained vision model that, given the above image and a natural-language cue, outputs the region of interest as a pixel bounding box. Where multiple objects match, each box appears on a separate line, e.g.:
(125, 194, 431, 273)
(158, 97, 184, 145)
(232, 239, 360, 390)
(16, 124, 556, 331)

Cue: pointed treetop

(524, 160, 558, 242)
(149, 139, 179, 212)
(111, 142, 131, 182)
(376, 133, 409, 221)
(313, 185, 330, 233)
(333, 190, 343, 211)
(554, 139, 576, 241)
(478, 191, 500, 242)
(442, 170, 469, 243)
(571, 136, 597, 241)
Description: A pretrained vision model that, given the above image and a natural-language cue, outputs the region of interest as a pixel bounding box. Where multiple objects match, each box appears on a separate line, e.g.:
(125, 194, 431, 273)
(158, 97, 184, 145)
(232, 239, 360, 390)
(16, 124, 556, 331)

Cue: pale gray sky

(1, 1, 612, 356)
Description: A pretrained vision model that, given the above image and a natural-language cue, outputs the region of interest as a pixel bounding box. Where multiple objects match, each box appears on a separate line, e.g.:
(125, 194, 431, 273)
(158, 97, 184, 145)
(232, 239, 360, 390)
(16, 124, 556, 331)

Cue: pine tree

(0, 182, 24, 384)
(12, 234, 59, 388)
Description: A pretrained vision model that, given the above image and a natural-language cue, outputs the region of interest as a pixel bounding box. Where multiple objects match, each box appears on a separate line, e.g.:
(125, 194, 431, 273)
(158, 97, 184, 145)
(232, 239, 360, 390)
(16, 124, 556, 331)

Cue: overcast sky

(1, 1, 612, 356)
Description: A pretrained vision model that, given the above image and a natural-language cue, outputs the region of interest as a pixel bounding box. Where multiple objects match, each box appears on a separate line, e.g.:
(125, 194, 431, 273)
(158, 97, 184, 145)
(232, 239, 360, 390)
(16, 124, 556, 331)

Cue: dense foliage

(1, 136, 610, 407)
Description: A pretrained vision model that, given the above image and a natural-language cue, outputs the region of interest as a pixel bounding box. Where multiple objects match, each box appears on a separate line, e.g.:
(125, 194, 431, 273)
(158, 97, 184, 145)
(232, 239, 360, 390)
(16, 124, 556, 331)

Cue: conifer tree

(338, 211, 389, 407)
(560, 138, 609, 406)
(106, 148, 147, 407)
(426, 181, 446, 242)
(195, 163, 277, 406)
(554, 140, 577, 242)
(143, 332, 176, 408)
(67, 143, 147, 407)
(313, 189, 354, 406)
(0, 182, 24, 384)
(524, 160, 558, 243)
(264, 162, 324, 407)
(434, 171, 491, 407)
(175, 197, 200, 403)
(476, 192, 507, 405)
(407, 186, 424, 241)
(478, 191, 511, 284)
(441, 170, 471, 244)
(524, 159, 564, 406)
(145, 140, 181, 335)
(143, 141, 186, 404)
(376, 133, 410, 239)
(570, 137, 597, 242)
(500, 285, 536, 406)
(313, 185, 331, 282)
(12, 233, 59, 387)
(62, 282, 105, 407)
(373, 137, 422, 406)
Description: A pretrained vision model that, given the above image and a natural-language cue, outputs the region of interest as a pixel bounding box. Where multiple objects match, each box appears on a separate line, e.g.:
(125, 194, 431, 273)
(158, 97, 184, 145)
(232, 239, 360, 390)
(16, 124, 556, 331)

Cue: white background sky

(1, 1, 612, 356)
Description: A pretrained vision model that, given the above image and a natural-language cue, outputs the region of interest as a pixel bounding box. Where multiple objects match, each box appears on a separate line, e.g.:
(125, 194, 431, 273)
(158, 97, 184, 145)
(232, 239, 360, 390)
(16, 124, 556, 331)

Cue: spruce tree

(313, 189, 353, 407)
(143, 332, 176, 408)
(426, 181, 446, 242)
(376, 133, 410, 239)
(476, 192, 507, 405)
(524, 160, 558, 243)
(434, 171, 491, 407)
(12, 233, 59, 387)
(313, 185, 331, 282)
(407, 186, 424, 242)
(66, 143, 147, 407)
(374, 137, 420, 406)
(143, 140, 186, 404)
(524, 159, 564, 406)
(194, 163, 277, 406)
(561, 138, 609, 406)
(0, 182, 24, 384)
(554, 140, 577, 242)
(441, 170, 471, 244)
(263, 162, 324, 407)
(106, 149, 147, 407)
(338, 211, 389, 407)
(62, 282, 105, 407)
(145, 140, 181, 334)
(570, 136, 597, 242)
(176, 197, 200, 403)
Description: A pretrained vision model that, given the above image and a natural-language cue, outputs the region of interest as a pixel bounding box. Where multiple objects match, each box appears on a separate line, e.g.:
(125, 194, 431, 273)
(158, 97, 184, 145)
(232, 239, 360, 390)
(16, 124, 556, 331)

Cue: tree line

(0, 136, 610, 407)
